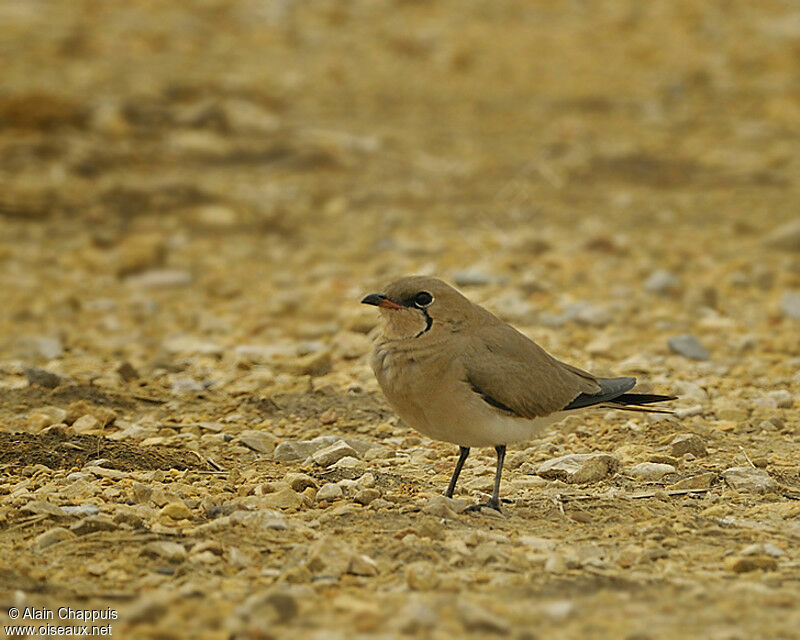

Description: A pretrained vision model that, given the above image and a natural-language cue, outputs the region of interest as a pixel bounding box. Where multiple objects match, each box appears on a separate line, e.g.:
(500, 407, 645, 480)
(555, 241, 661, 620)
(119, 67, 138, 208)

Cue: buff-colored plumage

(362, 276, 673, 510)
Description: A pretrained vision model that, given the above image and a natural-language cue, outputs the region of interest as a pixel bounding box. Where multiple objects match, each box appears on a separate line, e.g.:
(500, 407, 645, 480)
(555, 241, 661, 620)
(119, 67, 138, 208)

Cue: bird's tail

(602, 393, 678, 415)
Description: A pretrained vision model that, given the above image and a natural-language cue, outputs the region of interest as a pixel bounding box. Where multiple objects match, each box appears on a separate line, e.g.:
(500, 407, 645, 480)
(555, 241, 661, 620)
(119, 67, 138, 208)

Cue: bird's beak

(361, 293, 402, 310)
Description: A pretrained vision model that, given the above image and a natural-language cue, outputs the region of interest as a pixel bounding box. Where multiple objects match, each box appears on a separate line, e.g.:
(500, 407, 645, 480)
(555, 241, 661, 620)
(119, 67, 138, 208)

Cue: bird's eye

(414, 291, 433, 307)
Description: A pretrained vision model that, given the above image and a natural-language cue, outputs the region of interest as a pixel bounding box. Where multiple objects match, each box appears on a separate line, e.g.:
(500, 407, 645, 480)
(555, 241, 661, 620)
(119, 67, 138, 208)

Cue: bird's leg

(445, 446, 470, 498)
(465, 445, 506, 512)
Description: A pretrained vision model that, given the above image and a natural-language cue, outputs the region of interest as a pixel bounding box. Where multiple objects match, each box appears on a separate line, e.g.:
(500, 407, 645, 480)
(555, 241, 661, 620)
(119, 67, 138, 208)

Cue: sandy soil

(1, 1, 800, 638)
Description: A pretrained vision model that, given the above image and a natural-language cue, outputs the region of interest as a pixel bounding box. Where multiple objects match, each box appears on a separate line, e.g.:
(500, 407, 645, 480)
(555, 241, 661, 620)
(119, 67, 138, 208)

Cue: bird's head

(361, 276, 471, 340)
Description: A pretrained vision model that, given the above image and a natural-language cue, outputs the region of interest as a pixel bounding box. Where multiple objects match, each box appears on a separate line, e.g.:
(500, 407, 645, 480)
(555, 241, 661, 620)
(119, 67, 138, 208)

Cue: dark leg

(445, 446, 470, 498)
(465, 445, 506, 512)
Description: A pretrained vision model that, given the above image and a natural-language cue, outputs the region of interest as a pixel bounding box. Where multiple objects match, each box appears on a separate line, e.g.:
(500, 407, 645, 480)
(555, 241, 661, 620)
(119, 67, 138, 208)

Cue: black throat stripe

(413, 309, 433, 338)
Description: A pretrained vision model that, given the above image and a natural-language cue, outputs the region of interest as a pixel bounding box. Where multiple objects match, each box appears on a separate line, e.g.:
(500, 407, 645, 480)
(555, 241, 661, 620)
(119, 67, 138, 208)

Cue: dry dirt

(1, 1, 800, 639)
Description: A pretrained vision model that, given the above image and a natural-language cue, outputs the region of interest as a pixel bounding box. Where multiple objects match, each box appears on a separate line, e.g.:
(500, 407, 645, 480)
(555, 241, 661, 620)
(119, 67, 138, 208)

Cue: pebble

(285, 473, 318, 492)
(721, 467, 776, 494)
(422, 495, 468, 518)
(780, 291, 800, 321)
(313, 440, 360, 466)
(726, 555, 778, 573)
(22, 500, 67, 517)
(757, 389, 794, 409)
(238, 429, 277, 454)
(70, 515, 118, 535)
(142, 541, 188, 563)
(763, 219, 800, 251)
(674, 405, 704, 419)
(666, 472, 717, 491)
(348, 554, 378, 576)
(17, 336, 64, 360)
(405, 562, 440, 591)
(394, 599, 438, 634)
(668, 335, 710, 360)
(628, 462, 677, 480)
(125, 269, 192, 288)
(644, 269, 681, 295)
(741, 543, 785, 558)
(456, 600, 509, 634)
(669, 433, 707, 457)
(61, 504, 100, 517)
(72, 414, 101, 433)
(33, 527, 76, 550)
(451, 269, 498, 287)
(24, 367, 65, 389)
(316, 483, 344, 502)
(354, 488, 380, 505)
(160, 501, 193, 520)
(259, 487, 304, 510)
(537, 453, 620, 483)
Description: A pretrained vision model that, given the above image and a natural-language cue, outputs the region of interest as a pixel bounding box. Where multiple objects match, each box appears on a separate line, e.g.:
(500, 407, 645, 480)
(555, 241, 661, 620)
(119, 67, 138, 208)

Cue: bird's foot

(465, 498, 502, 513)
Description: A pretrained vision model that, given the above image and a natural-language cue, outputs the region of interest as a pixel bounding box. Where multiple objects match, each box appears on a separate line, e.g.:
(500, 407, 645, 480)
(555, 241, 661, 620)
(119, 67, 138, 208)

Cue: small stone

(319, 408, 338, 424)
(316, 483, 344, 502)
(348, 554, 378, 576)
(70, 515, 117, 535)
(544, 554, 568, 574)
(456, 600, 509, 634)
(668, 335, 710, 361)
(644, 269, 681, 295)
(764, 219, 800, 251)
(741, 543, 785, 558)
(422, 495, 468, 518)
(669, 433, 707, 457)
(628, 462, 677, 480)
(125, 269, 192, 288)
(117, 361, 139, 381)
(279, 350, 332, 377)
(285, 473, 317, 492)
(332, 456, 366, 471)
(17, 336, 63, 360)
(142, 541, 187, 563)
(305, 538, 353, 578)
(61, 504, 100, 517)
(395, 600, 438, 634)
(726, 556, 778, 573)
(780, 292, 800, 321)
(721, 467, 777, 494)
(537, 453, 620, 483)
(65, 401, 116, 427)
(541, 600, 576, 621)
(674, 405, 703, 419)
(160, 502, 193, 520)
(312, 440, 359, 467)
(72, 414, 101, 433)
(33, 527, 76, 550)
(405, 562, 440, 591)
(617, 545, 646, 568)
(354, 488, 380, 505)
(24, 367, 65, 389)
(666, 472, 716, 491)
(260, 487, 304, 510)
(715, 405, 749, 422)
(451, 269, 497, 287)
(238, 430, 277, 454)
(239, 588, 300, 625)
(124, 597, 168, 624)
(760, 390, 794, 409)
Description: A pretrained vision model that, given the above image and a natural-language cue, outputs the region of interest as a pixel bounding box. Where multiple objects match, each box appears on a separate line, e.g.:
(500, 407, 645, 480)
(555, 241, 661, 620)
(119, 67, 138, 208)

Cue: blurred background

(1, 1, 800, 638)
(1, 0, 798, 365)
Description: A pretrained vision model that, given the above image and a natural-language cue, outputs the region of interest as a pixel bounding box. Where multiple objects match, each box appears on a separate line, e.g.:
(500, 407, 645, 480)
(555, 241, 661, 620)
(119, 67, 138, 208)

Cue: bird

(361, 275, 675, 512)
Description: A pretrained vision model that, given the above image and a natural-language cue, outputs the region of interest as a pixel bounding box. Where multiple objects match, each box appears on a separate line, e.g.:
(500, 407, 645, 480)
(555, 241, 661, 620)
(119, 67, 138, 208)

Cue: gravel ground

(1, 2, 799, 639)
